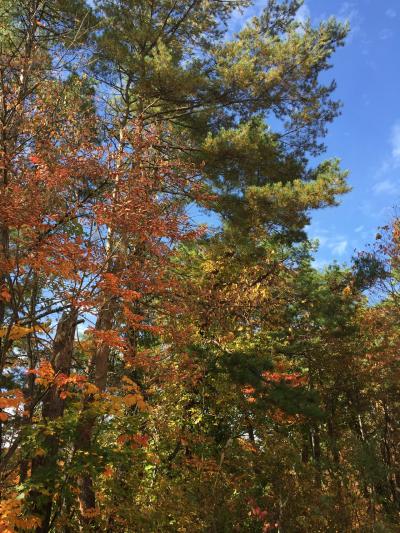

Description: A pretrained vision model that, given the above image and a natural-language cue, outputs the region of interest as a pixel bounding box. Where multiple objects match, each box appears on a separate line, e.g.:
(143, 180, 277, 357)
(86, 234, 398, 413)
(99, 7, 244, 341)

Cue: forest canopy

(0, 1, 398, 531)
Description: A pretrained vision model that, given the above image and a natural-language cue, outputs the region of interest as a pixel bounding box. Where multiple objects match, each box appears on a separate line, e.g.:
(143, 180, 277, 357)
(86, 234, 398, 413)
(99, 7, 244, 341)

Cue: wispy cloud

(228, 1, 311, 38)
(385, 8, 396, 18)
(331, 239, 348, 256)
(373, 179, 400, 196)
(373, 120, 400, 194)
(336, 2, 361, 40)
(391, 121, 400, 161)
(228, 0, 267, 35)
(354, 225, 377, 243)
(307, 225, 350, 258)
(295, 3, 310, 25)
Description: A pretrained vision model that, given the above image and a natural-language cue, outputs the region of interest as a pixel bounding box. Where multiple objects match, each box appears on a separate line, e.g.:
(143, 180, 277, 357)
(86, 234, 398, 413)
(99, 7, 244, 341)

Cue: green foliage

(1, 1, 399, 532)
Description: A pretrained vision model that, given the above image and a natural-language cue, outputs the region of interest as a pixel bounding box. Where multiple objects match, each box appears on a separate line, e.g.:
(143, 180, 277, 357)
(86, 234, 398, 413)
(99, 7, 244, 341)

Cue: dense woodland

(0, 1, 399, 531)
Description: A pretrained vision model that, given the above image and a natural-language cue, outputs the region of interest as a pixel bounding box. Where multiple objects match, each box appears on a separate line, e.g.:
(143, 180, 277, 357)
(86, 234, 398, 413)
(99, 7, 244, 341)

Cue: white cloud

(336, 2, 361, 41)
(373, 179, 400, 195)
(295, 3, 311, 25)
(373, 120, 400, 181)
(228, 0, 267, 35)
(307, 224, 350, 258)
(354, 225, 375, 242)
(385, 8, 396, 18)
(228, 1, 311, 37)
(331, 239, 348, 256)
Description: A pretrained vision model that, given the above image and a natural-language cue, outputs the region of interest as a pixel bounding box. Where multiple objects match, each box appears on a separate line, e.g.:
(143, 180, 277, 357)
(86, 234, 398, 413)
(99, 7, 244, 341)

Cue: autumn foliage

(0, 1, 398, 532)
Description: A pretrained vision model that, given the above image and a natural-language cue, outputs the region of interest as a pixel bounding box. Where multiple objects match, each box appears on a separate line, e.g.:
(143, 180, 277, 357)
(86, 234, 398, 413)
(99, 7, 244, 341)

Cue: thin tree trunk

(75, 298, 117, 519)
(30, 308, 78, 533)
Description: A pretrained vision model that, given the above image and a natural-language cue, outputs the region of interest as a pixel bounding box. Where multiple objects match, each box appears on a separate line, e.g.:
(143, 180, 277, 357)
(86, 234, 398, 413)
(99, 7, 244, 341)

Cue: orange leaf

(0, 288, 11, 302)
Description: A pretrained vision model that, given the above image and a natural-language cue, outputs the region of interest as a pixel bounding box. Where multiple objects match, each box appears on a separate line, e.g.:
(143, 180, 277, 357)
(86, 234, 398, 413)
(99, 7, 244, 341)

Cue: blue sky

(229, 0, 400, 268)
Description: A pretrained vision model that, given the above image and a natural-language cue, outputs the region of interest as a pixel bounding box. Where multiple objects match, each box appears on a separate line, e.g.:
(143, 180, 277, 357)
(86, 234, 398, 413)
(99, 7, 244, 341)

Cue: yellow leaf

(342, 286, 352, 298)
(85, 383, 99, 395)
(136, 397, 149, 411)
(123, 394, 139, 407)
(121, 375, 135, 386)
(0, 323, 49, 340)
(34, 448, 46, 457)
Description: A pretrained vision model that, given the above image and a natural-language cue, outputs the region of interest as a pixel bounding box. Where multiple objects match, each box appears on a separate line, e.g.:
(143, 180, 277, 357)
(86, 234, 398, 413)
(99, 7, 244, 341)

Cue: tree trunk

(75, 298, 117, 521)
(30, 308, 78, 533)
